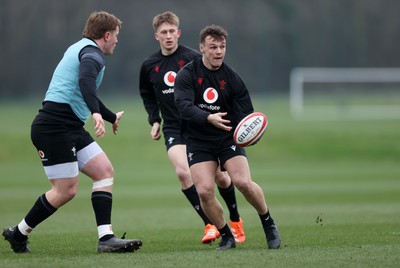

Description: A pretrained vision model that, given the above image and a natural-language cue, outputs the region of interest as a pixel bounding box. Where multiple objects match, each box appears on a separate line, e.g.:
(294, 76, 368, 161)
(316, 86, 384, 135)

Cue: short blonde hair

(152, 11, 179, 32)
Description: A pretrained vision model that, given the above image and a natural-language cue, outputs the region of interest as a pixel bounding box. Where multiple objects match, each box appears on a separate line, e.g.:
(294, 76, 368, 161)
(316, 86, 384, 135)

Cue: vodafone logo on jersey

(38, 150, 48, 162)
(199, 87, 221, 111)
(203, 87, 218, 104)
(164, 71, 176, 87)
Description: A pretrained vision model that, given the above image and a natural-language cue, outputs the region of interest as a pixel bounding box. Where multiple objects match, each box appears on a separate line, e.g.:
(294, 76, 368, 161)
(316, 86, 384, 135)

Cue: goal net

(289, 67, 400, 120)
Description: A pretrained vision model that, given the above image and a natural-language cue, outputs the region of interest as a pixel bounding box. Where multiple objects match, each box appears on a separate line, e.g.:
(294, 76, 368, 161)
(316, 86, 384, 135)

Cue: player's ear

(154, 33, 159, 41)
(199, 43, 204, 53)
(104, 31, 110, 41)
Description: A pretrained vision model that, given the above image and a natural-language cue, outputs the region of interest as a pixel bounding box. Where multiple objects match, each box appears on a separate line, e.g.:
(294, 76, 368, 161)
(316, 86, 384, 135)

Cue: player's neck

(161, 44, 179, 56)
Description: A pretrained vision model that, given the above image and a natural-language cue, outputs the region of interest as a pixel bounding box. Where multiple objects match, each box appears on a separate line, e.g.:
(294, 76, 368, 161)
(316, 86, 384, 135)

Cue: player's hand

(207, 112, 232, 131)
(112, 111, 124, 135)
(151, 122, 161, 140)
(93, 113, 106, 138)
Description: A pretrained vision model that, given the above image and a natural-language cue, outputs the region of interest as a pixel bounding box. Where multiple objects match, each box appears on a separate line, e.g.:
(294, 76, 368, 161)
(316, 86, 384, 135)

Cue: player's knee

(94, 164, 114, 179)
(197, 187, 214, 202)
(234, 179, 252, 194)
(64, 189, 78, 201)
(81, 158, 114, 179)
(214, 173, 230, 188)
(103, 164, 114, 178)
(175, 166, 191, 183)
(55, 184, 78, 203)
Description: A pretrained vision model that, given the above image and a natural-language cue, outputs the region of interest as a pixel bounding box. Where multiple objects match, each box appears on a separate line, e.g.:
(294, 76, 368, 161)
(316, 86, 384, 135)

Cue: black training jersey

(174, 57, 254, 147)
(139, 45, 201, 133)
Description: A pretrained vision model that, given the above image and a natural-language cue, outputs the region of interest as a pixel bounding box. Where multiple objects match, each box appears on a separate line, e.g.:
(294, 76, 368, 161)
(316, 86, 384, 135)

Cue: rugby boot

(201, 224, 220, 244)
(265, 220, 281, 249)
(2, 226, 30, 253)
(216, 236, 236, 251)
(230, 218, 246, 243)
(98, 233, 142, 253)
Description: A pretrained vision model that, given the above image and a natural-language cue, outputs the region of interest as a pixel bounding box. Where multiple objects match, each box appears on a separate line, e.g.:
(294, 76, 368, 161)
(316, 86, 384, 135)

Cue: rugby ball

(233, 112, 268, 147)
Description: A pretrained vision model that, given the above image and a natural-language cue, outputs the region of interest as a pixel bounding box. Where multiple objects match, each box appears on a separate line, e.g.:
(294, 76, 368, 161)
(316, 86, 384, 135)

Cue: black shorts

(31, 116, 94, 167)
(186, 143, 247, 171)
(163, 130, 186, 151)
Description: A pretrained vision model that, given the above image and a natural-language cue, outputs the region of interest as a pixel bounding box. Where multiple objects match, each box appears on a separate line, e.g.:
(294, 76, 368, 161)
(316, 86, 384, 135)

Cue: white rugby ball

(233, 112, 268, 147)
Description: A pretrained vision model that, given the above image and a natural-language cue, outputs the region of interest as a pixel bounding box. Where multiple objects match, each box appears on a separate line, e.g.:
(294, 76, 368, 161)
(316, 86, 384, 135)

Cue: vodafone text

(162, 88, 174, 94)
(198, 103, 221, 111)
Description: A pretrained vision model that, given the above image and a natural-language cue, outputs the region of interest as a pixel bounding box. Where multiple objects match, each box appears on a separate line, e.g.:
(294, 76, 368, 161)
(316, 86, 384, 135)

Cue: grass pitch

(0, 96, 399, 267)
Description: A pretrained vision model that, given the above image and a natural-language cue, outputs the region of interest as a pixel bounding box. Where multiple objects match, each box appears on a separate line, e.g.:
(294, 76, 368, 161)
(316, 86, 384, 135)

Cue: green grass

(0, 96, 399, 267)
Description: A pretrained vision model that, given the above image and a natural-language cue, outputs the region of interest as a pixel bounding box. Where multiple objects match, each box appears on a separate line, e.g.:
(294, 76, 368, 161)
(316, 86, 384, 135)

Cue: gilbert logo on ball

(233, 112, 268, 147)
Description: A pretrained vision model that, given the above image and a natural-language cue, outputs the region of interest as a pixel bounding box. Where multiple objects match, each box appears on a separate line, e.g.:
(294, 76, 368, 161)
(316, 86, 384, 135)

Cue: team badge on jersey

(219, 80, 227, 90)
(168, 137, 175, 145)
(163, 71, 176, 87)
(203, 87, 218, 104)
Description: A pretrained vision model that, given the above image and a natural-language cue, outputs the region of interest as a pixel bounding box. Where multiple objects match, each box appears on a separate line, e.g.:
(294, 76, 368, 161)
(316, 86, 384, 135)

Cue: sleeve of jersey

(139, 64, 161, 125)
(78, 47, 102, 115)
(174, 68, 209, 124)
(98, 99, 117, 124)
(231, 72, 254, 124)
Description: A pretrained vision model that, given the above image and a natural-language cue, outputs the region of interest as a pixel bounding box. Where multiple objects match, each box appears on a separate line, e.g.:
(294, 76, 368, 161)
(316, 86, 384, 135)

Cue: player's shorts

(163, 130, 186, 151)
(186, 143, 247, 171)
(31, 117, 103, 179)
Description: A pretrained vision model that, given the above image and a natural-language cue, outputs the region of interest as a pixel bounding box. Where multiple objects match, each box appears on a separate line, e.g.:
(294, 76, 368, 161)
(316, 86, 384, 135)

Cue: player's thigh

(214, 168, 231, 188)
(50, 177, 79, 191)
(167, 144, 189, 170)
(71, 131, 112, 180)
(224, 155, 252, 185)
(190, 161, 218, 194)
(187, 145, 219, 192)
(80, 150, 113, 180)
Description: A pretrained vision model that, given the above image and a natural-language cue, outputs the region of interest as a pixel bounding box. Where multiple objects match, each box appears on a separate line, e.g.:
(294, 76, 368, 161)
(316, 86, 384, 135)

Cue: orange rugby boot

(230, 218, 246, 243)
(201, 224, 220, 244)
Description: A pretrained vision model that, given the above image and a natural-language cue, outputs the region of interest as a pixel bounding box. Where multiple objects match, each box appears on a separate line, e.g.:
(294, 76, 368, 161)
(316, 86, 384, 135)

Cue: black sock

(218, 223, 234, 239)
(99, 234, 114, 242)
(182, 185, 212, 225)
(14, 194, 57, 242)
(25, 194, 57, 229)
(259, 210, 275, 235)
(218, 182, 240, 222)
(91, 191, 113, 241)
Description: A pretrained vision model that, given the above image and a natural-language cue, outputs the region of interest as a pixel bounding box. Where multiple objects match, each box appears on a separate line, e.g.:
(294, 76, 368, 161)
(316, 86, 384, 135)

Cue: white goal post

(290, 67, 400, 120)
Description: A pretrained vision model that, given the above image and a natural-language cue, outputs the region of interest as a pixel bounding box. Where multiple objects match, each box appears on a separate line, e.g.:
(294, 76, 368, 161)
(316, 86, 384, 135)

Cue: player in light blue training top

(2, 11, 142, 254)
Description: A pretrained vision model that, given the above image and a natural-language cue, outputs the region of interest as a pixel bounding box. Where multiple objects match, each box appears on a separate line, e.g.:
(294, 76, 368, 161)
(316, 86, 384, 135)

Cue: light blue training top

(44, 38, 105, 122)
